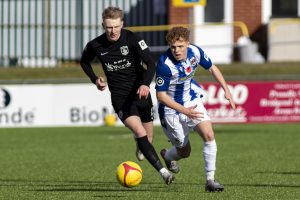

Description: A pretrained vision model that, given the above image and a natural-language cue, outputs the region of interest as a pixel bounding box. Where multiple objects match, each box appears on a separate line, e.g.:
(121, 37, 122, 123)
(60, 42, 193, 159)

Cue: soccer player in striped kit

(155, 26, 236, 192)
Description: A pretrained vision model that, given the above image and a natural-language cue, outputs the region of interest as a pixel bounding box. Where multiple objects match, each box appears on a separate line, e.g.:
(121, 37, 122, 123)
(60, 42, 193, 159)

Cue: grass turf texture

(0, 124, 299, 200)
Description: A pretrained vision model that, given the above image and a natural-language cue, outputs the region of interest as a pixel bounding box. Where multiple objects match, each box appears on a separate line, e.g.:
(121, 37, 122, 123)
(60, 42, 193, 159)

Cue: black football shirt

(80, 29, 155, 111)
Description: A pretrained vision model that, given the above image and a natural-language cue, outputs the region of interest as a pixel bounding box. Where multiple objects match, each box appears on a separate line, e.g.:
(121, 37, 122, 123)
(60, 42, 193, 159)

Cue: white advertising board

(0, 83, 161, 127)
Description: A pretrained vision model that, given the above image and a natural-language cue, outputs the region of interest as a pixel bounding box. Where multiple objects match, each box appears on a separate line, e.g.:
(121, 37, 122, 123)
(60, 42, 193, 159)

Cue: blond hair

(102, 6, 124, 21)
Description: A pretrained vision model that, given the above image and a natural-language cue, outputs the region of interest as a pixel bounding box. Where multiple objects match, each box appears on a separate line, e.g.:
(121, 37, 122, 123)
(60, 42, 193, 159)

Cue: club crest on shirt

(120, 46, 129, 55)
(190, 57, 196, 66)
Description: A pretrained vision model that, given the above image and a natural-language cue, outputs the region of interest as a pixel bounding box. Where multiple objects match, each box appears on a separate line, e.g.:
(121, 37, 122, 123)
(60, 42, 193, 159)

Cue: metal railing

(0, 0, 249, 67)
(0, 0, 168, 67)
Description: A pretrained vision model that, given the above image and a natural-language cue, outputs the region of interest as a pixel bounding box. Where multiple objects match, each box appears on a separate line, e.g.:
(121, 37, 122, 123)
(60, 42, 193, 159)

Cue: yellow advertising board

(172, 0, 206, 7)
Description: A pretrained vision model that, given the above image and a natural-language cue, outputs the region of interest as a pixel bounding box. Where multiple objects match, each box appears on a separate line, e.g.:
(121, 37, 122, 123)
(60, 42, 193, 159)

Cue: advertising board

(1, 81, 299, 127)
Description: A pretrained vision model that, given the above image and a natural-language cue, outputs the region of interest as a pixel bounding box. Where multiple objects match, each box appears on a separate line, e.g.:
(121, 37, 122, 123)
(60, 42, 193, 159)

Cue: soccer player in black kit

(80, 6, 174, 184)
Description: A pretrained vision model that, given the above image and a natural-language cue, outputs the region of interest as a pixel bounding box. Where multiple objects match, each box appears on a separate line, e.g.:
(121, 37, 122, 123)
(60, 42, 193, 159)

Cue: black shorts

(114, 95, 154, 123)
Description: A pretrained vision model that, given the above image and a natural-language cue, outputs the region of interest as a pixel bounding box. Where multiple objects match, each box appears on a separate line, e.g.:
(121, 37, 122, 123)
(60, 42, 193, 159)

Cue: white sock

(165, 146, 182, 161)
(203, 140, 217, 181)
(159, 167, 168, 174)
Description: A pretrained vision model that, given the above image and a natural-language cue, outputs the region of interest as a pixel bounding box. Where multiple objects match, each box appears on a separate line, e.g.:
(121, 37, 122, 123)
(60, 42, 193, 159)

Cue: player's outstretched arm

(209, 65, 236, 109)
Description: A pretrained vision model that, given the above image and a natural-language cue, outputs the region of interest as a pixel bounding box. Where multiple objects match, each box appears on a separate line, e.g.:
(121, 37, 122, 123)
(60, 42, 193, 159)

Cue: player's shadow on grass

(0, 178, 188, 193)
(31, 181, 189, 193)
(228, 171, 300, 188)
(226, 183, 300, 188)
(0, 179, 116, 186)
(256, 171, 300, 175)
(33, 188, 152, 192)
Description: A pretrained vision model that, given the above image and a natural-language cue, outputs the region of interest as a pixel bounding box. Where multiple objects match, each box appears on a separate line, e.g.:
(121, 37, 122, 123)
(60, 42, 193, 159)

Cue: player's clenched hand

(95, 77, 107, 91)
(184, 105, 204, 120)
(137, 85, 150, 99)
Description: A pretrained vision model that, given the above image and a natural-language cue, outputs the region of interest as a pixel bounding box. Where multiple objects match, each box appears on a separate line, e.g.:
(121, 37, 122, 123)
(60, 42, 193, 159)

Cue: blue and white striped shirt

(155, 44, 212, 115)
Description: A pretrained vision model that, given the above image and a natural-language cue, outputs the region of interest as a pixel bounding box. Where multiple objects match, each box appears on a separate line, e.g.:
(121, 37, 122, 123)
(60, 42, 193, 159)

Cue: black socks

(136, 136, 163, 171)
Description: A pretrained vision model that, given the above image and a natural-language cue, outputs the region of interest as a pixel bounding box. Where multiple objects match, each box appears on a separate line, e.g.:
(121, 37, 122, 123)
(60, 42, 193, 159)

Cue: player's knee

(203, 130, 215, 141)
(126, 123, 147, 138)
(146, 134, 153, 143)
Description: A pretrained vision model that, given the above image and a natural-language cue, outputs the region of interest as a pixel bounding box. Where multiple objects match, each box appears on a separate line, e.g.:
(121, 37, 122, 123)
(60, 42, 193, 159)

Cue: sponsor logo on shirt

(156, 77, 164, 86)
(105, 59, 132, 71)
(178, 70, 196, 82)
(138, 40, 148, 50)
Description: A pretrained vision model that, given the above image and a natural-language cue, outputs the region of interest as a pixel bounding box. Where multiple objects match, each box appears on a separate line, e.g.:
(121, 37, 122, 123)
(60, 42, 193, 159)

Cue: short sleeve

(197, 46, 212, 69)
(155, 58, 172, 92)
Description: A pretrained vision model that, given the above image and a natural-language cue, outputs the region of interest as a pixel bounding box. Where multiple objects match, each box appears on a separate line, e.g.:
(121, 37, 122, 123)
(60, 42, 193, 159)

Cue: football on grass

(116, 161, 142, 187)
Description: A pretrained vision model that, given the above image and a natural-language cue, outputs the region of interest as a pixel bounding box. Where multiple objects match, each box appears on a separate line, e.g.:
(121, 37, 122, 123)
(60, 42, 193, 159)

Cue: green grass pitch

(0, 124, 299, 200)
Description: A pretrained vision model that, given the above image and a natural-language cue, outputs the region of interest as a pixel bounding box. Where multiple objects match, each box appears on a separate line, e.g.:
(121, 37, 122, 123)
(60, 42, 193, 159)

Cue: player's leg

(194, 121, 216, 180)
(160, 114, 190, 173)
(124, 116, 174, 184)
(194, 121, 224, 192)
(160, 142, 190, 174)
(134, 121, 153, 161)
(162, 141, 191, 159)
(135, 140, 145, 161)
(142, 121, 153, 143)
(135, 99, 154, 161)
